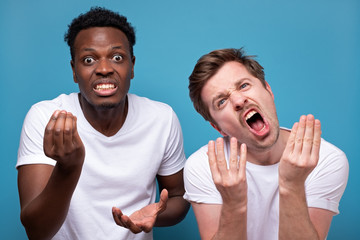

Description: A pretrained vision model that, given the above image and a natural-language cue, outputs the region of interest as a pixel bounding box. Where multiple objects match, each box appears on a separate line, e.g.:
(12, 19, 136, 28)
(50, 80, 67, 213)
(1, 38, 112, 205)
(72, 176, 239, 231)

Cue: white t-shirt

(184, 134, 349, 240)
(17, 93, 186, 240)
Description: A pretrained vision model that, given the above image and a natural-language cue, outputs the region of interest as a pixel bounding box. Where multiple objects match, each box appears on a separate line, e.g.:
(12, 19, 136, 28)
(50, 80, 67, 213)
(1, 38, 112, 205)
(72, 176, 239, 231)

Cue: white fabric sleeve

(183, 145, 222, 204)
(305, 140, 349, 214)
(17, 104, 56, 168)
(157, 109, 186, 176)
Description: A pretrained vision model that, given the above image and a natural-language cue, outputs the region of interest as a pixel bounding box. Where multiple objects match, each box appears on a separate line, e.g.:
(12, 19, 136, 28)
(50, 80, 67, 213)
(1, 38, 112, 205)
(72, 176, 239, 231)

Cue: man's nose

(230, 91, 247, 111)
(95, 58, 114, 76)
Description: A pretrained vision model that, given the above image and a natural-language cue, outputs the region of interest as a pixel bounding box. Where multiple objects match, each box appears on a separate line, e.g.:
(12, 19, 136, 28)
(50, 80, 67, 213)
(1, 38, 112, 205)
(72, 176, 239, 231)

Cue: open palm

(112, 189, 168, 233)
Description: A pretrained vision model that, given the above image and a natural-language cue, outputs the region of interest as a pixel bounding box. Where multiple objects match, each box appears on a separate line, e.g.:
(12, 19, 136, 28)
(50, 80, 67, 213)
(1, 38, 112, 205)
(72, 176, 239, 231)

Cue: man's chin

(95, 102, 119, 110)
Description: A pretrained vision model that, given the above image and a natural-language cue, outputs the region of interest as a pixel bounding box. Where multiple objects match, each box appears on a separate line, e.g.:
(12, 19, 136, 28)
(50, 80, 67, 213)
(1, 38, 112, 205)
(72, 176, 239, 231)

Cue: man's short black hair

(64, 6, 136, 60)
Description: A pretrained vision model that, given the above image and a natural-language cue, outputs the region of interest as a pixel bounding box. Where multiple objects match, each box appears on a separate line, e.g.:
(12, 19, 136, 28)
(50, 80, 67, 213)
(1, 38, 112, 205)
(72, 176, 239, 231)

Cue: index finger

(283, 121, 299, 157)
(112, 207, 125, 227)
(208, 140, 220, 180)
(293, 115, 307, 154)
(63, 112, 75, 150)
(121, 215, 142, 234)
(44, 110, 60, 151)
(215, 138, 228, 177)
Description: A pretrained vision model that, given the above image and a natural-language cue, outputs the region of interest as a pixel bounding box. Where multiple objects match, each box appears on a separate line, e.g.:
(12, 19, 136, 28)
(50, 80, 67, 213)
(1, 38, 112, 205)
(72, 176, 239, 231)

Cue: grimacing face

(201, 61, 280, 152)
(71, 27, 135, 110)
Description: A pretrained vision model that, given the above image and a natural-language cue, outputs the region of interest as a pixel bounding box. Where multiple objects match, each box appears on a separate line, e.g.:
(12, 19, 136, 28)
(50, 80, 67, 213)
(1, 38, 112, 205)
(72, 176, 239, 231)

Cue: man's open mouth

(245, 110, 266, 132)
(94, 83, 116, 90)
(93, 83, 118, 96)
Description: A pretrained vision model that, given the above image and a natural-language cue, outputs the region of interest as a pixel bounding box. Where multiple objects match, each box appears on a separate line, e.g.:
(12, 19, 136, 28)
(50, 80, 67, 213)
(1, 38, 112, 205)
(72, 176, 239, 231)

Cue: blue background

(1, 0, 359, 239)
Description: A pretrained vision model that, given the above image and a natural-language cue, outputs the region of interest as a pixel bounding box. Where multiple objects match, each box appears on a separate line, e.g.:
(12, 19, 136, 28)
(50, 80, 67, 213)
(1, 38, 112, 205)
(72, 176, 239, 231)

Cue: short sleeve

(305, 139, 349, 214)
(183, 145, 222, 204)
(157, 109, 186, 176)
(17, 104, 57, 168)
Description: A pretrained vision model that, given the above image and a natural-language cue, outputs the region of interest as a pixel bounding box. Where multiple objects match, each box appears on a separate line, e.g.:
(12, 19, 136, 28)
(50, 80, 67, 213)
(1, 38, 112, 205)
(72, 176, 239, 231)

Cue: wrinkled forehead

(201, 62, 252, 99)
(74, 27, 130, 52)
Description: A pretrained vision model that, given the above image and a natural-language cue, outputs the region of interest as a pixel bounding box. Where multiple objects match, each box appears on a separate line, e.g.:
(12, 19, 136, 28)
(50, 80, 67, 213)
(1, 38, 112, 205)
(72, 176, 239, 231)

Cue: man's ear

(71, 60, 78, 83)
(210, 122, 228, 137)
(265, 81, 274, 100)
(131, 56, 136, 79)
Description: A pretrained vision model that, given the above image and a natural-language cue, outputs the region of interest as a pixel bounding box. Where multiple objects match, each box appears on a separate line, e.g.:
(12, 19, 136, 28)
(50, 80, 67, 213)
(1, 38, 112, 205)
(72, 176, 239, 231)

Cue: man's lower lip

(94, 88, 117, 96)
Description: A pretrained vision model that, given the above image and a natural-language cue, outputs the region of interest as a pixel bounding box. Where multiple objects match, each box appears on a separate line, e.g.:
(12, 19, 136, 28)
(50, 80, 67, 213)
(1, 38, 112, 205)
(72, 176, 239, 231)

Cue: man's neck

(78, 94, 128, 137)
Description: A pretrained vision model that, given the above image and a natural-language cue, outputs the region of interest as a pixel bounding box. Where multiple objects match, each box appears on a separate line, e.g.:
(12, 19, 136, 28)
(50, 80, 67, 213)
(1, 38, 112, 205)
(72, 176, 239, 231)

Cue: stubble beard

(95, 101, 121, 110)
(251, 124, 280, 151)
(239, 111, 281, 152)
(79, 92, 123, 112)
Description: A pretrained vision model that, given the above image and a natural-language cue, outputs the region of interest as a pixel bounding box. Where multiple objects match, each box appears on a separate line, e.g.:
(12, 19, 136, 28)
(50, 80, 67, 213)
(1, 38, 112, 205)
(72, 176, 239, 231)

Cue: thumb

(157, 189, 168, 213)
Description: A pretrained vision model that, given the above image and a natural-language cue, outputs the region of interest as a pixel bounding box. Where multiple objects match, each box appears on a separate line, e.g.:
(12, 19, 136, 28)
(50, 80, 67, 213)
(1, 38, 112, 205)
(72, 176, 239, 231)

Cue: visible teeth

(245, 110, 257, 121)
(95, 84, 115, 90)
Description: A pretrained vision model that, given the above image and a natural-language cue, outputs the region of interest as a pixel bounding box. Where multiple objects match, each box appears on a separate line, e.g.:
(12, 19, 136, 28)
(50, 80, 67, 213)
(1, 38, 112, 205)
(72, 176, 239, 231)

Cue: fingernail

(52, 110, 60, 119)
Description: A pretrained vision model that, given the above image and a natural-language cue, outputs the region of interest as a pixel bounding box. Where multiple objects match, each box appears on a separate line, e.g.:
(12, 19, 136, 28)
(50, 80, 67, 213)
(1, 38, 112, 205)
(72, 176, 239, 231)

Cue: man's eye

(84, 57, 95, 64)
(113, 55, 123, 62)
(217, 99, 226, 107)
(240, 83, 249, 89)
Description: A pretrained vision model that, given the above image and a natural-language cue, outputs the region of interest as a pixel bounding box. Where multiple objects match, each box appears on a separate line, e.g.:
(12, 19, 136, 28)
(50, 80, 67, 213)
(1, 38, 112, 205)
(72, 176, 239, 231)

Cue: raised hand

(279, 114, 321, 190)
(208, 137, 247, 207)
(112, 189, 168, 233)
(43, 110, 85, 169)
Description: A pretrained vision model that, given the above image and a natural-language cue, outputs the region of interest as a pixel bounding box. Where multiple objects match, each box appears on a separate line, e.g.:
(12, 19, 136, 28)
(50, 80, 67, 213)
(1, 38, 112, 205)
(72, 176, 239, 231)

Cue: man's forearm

(279, 184, 319, 240)
(155, 196, 190, 226)
(20, 163, 82, 240)
(212, 204, 247, 240)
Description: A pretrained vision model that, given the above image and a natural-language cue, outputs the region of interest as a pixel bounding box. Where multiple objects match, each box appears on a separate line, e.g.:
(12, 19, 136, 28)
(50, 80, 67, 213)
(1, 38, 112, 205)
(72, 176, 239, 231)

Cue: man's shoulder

(127, 93, 176, 122)
(185, 143, 209, 169)
(31, 93, 78, 110)
(319, 138, 347, 163)
(26, 93, 79, 121)
(128, 93, 173, 111)
(186, 136, 231, 166)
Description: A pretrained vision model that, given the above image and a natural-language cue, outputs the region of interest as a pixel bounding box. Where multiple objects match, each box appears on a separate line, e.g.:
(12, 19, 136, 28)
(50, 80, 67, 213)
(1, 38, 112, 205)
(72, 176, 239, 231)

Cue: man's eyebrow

(210, 78, 248, 107)
(81, 46, 124, 52)
(112, 46, 123, 50)
(82, 47, 95, 52)
(234, 78, 247, 88)
(211, 91, 228, 107)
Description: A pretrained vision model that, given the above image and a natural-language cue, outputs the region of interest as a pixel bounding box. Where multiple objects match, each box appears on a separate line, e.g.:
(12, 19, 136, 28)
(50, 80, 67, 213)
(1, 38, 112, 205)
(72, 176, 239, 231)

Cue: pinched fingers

(44, 110, 67, 158)
(63, 112, 75, 150)
(44, 110, 61, 154)
(52, 111, 69, 150)
(43, 110, 84, 163)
